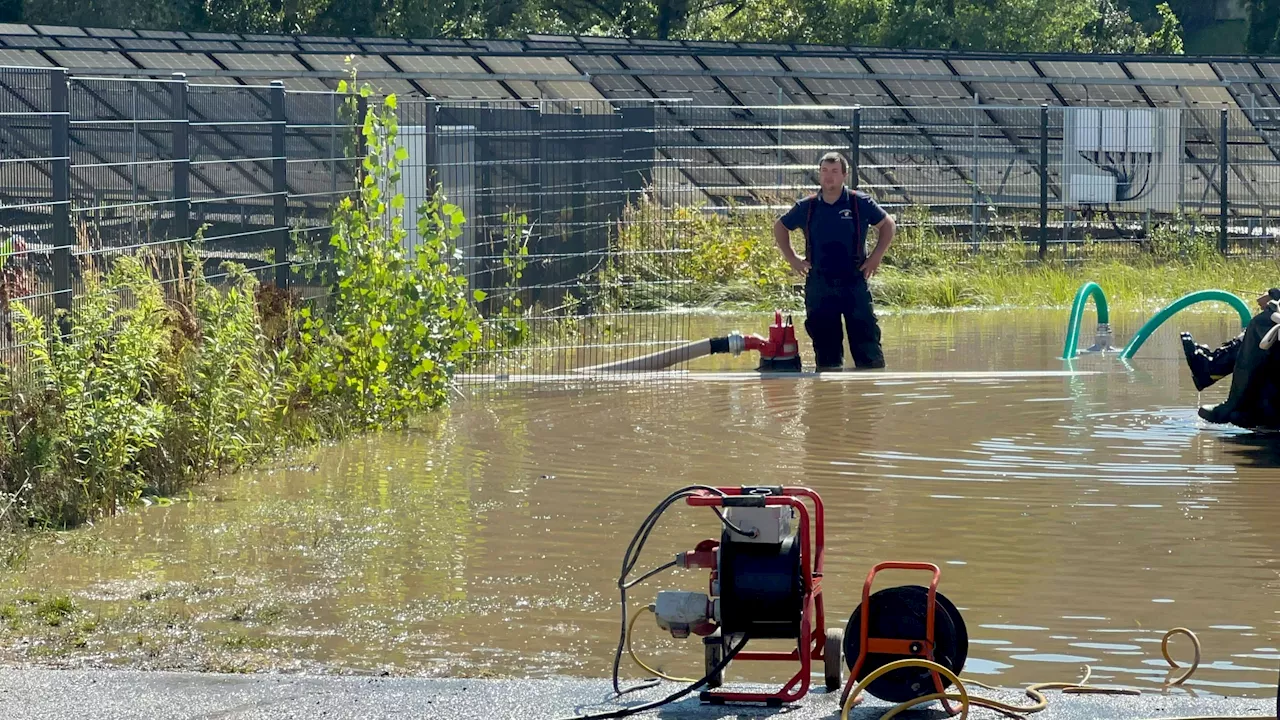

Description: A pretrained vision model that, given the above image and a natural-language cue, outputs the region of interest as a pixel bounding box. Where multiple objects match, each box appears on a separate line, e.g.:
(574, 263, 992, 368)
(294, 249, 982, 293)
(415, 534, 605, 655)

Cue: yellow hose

(626, 606, 696, 683)
(1161, 627, 1202, 686)
(841, 657, 970, 720)
(840, 628, 1272, 720)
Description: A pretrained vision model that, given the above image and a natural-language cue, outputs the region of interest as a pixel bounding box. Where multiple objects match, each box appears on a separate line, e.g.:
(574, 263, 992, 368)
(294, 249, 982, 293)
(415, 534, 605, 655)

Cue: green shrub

(297, 86, 481, 431)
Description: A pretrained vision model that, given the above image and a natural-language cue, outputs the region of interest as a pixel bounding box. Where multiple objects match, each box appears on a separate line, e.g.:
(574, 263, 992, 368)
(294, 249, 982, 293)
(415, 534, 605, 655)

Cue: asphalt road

(1, 669, 1275, 720)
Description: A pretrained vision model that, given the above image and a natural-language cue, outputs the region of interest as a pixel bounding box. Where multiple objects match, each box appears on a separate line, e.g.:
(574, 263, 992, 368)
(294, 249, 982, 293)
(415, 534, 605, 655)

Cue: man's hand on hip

(860, 255, 882, 280)
(788, 255, 811, 277)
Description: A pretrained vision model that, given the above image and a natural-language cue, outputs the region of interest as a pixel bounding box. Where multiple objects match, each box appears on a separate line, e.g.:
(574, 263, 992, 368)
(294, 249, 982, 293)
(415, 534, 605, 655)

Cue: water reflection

(0, 308, 1277, 697)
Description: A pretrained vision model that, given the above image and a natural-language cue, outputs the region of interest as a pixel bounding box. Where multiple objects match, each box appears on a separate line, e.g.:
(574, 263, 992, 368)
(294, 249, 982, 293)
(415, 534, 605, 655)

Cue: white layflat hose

(1260, 312, 1280, 351)
(572, 338, 716, 374)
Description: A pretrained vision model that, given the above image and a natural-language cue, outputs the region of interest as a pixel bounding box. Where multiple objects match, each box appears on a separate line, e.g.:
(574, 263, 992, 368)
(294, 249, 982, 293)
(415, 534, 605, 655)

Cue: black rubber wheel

(824, 627, 844, 692)
(842, 585, 968, 703)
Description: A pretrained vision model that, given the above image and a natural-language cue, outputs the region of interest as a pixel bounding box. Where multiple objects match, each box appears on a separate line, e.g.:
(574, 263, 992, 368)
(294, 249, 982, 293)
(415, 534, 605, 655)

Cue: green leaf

(372, 333, 386, 348)
(394, 147, 409, 162)
(472, 290, 487, 302)
(385, 94, 398, 110)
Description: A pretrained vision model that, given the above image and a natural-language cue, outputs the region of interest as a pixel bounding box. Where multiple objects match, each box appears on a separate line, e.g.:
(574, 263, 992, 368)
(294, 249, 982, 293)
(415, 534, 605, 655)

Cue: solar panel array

(3, 25, 1280, 375)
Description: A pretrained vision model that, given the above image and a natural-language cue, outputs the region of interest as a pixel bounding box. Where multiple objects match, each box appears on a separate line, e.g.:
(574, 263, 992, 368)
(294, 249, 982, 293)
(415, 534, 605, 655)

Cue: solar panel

(4, 35, 55, 48)
(34, 25, 84, 36)
(301, 53, 393, 72)
(1211, 62, 1260, 81)
(1128, 61, 1217, 82)
(301, 42, 360, 53)
(236, 41, 296, 53)
(216, 53, 305, 72)
(66, 37, 120, 50)
(190, 32, 243, 41)
(134, 52, 219, 71)
(390, 54, 485, 74)
(950, 59, 1034, 79)
(0, 49, 53, 67)
(971, 82, 1056, 104)
(699, 55, 784, 73)
(482, 56, 579, 75)
(137, 30, 188, 40)
(116, 38, 178, 51)
(865, 57, 951, 76)
(85, 27, 136, 38)
(0, 24, 36, 35)
(618, 54, 700, 72)
(420, 79, 512, 99)
(179, 40, 240, 53)
(542, 81, 606, 101)
(1037, 60, 1127, 81)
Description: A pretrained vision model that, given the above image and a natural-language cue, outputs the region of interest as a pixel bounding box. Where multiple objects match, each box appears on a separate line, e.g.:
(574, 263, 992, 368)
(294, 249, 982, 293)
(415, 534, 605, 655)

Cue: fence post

(1219, 107, 1229, 255)
(171, 73, 190, 245)
(50, 68, 71, 330)
(270, 80, 288, 290)
(620, 104, 655, 202)
(424, 100, 438, 199)
(851, 106, 861, 188)
(1039, 104, 1049, 260)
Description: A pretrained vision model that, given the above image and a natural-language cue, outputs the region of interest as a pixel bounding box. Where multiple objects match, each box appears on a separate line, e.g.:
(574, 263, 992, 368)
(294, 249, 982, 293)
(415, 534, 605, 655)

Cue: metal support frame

(270, 80, 288, 290)
(1221, 107, 1230, 254)
(171, 73, 190, 244)
(1039, 104, 1049, 259)
(50, 68, 71, 327)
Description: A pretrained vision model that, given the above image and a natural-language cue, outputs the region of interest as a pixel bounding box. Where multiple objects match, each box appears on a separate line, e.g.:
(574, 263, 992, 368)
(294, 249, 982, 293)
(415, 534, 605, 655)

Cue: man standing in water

(774, 152, 896, 371)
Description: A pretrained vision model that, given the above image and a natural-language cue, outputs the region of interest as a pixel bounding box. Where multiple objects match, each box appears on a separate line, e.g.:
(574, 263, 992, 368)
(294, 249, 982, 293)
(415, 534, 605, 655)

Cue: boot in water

(1181, 332, 1218, 392)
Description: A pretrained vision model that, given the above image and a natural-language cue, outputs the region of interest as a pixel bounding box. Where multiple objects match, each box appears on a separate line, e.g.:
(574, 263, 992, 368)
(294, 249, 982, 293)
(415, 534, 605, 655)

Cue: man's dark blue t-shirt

(779, 188, 886, 280)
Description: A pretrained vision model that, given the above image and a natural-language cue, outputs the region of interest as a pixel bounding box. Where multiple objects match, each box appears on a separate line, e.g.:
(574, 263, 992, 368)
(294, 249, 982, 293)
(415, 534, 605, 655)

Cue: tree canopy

(0, 0, 1197, 55)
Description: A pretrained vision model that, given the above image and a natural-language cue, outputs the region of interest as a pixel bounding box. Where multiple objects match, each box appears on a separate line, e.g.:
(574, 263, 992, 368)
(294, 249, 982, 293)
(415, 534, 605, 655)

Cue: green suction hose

(1120, 290, 1253, 360)
(1062, 282, 1110, 359)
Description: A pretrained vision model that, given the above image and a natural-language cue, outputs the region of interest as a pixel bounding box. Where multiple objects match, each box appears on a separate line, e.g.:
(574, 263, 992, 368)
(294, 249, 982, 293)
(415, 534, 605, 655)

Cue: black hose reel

(842, 570, 969, 704)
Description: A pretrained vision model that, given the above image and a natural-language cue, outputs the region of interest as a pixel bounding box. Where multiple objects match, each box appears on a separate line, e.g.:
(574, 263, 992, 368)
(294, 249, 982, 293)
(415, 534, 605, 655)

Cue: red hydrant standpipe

(572, 311, 802, 374)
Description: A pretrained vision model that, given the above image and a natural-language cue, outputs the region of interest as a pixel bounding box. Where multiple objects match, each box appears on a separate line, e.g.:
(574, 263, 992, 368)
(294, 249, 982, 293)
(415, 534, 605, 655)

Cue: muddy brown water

(2, 308, 1279, 697)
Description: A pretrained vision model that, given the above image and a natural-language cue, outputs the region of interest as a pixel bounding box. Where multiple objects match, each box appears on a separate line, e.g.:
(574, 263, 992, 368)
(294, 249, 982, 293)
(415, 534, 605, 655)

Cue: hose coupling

(727, 330, 746, 356)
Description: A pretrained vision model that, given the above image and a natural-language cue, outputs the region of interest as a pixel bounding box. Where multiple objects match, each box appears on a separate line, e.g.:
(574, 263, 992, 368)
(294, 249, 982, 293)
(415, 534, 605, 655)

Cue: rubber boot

(1181, 331, 1242, 392)
(1200, 309, 1278, 425)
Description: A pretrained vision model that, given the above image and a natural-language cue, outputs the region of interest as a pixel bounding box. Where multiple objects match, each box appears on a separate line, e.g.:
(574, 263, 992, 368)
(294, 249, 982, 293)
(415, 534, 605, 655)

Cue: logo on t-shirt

(839, 209, 852, 219)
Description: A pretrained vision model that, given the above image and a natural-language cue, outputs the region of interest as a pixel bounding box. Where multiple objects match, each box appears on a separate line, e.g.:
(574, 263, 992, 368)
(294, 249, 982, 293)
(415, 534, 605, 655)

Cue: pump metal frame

(685, 486, 828, 706)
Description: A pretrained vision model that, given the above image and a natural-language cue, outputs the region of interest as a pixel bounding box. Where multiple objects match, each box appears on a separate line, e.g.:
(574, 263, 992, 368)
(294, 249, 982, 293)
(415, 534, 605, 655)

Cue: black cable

(609, 485, 757, 696)
(557, 634, 750, 720)
(622, 560, 678, 591)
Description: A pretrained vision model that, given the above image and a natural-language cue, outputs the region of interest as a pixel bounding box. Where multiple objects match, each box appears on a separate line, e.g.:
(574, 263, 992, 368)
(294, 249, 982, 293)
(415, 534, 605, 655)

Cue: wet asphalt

(1, 669, 1275, 720)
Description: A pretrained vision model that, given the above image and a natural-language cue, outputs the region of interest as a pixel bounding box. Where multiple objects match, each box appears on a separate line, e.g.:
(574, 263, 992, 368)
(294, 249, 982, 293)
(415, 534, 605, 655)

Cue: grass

(600, 198, 1280, 313)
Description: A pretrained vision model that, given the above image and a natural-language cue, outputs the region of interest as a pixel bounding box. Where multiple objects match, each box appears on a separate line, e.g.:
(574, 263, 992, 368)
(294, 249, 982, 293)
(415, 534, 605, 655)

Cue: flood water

(3, 308, 1280, 697)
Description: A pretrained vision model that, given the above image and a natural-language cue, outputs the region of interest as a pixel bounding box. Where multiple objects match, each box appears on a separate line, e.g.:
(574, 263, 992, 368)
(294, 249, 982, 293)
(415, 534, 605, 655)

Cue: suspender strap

(805, 189, 863, 267)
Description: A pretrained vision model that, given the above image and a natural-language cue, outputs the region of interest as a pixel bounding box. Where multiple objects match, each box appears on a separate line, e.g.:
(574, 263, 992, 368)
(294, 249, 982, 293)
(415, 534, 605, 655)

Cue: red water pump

(651, 486, 840, 706)
(729, 311, 802, 372)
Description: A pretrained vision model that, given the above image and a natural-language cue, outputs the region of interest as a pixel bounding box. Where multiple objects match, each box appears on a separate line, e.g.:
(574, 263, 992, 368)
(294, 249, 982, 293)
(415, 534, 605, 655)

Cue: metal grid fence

(3, 68, 1280, 378)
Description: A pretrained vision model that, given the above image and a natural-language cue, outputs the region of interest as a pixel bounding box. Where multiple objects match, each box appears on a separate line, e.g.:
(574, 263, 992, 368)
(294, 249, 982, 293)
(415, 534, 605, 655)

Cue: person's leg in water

(804, 273, 845, 371)
(843, 274, 885, 370)
(1181, 330, 1243, 392)
(1199, 303, 1279, 425)
(1183, 289, 1280, 392)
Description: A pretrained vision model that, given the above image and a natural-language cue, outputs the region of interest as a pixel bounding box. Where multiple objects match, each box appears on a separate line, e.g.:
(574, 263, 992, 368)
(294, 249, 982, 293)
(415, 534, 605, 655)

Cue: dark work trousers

(803, 272, 884, 370)
(1202, 309, 1280, 426)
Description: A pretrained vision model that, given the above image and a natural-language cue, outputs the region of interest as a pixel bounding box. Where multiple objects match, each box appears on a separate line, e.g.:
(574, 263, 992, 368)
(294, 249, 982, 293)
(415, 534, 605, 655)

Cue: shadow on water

(1217, 432, 1280, 469)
